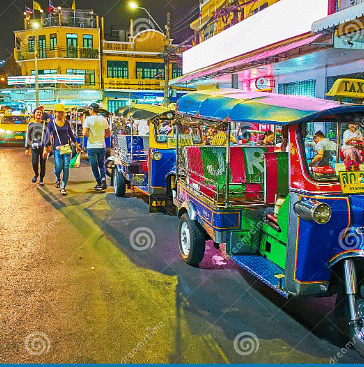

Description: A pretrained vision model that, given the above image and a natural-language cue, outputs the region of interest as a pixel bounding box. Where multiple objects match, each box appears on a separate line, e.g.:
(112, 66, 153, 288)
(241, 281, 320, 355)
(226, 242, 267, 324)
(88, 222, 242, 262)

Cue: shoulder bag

(54, 120, 72, 155)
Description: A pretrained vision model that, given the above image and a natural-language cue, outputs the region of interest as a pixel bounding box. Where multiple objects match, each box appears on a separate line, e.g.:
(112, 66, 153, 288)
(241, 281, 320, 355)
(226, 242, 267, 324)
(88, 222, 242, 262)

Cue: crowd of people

(25, 103, 110, 196)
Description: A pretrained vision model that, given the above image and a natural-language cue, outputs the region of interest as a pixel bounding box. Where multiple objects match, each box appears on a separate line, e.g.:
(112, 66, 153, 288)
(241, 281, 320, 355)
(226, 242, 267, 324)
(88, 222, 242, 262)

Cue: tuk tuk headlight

(151, 151, 162, 161)
(294, 200, 331, 224)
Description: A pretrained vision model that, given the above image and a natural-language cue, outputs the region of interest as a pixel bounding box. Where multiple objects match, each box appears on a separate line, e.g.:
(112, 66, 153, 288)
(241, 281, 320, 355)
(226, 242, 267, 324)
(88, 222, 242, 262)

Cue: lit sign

(183, 0, 329, 74)
(7, 74, 85, 85)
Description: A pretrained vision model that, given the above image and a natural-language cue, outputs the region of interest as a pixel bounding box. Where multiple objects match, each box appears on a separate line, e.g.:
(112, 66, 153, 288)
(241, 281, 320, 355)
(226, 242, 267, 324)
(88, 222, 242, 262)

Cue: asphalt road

(0, 147, 363, 364)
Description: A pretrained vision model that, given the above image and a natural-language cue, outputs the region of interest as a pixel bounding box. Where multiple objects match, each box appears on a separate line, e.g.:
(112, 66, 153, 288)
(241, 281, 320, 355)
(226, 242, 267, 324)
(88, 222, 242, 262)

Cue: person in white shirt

(83, 103, 111, 191)
(342, 123, 364, 170)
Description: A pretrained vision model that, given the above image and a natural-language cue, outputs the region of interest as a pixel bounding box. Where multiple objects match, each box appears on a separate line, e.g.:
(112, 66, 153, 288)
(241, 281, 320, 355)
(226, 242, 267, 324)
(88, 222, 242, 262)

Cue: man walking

(83, 103, 111, 191)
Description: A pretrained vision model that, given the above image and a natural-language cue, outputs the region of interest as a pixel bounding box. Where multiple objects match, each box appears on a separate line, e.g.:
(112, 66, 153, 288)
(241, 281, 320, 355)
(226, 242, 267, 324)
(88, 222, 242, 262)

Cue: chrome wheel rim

(180, 221, 190, 255)
(114, 171, 118, 193)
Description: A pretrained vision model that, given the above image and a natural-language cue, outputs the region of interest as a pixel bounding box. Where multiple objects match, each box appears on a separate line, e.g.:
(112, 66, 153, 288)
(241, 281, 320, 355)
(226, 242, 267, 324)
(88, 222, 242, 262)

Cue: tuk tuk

(174, 88, 364, 356)
(110, 105, 176, 212)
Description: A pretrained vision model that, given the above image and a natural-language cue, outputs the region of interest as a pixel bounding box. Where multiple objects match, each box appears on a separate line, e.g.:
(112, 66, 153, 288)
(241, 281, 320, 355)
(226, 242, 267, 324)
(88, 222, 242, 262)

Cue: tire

(114, 169, 126, 197)
(178, 213, 206, 266)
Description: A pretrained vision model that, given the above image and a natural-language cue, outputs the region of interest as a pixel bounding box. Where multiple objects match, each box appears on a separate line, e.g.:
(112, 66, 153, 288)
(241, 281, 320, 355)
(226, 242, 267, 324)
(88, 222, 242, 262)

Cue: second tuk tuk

(174, 87, 364, 356)
(109, 105, 177, 212)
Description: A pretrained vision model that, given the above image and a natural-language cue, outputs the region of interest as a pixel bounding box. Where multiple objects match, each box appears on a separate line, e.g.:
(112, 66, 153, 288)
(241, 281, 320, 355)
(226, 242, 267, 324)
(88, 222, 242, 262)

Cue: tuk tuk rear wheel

(178, 213, 205, 266)
(114, 170, 126, 197)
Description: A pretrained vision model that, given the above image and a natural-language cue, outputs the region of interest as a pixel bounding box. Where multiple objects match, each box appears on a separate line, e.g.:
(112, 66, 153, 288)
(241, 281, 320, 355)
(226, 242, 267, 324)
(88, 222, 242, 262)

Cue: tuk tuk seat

(264, 152, 289, 205)
(115, 135, 149, 163)
(184, 146, 274, 201)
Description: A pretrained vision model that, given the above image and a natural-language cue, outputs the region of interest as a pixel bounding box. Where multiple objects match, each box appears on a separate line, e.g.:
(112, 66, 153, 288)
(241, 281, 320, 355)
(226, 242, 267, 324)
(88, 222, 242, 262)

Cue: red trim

(328, 0, 336, 15)
(264, 152, 278, 204)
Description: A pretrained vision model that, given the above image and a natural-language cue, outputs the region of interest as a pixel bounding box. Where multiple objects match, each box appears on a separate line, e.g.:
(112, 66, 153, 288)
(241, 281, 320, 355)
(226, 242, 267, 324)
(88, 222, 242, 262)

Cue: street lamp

(129, 2, 171, 106)
(32, 22, 40, 108)
(129, 2, 164, 35)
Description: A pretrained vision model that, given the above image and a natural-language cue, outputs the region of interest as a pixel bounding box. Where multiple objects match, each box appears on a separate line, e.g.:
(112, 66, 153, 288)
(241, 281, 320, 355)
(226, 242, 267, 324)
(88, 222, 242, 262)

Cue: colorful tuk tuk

(110, 105, 176, 212)
(174, 87, 364, 356)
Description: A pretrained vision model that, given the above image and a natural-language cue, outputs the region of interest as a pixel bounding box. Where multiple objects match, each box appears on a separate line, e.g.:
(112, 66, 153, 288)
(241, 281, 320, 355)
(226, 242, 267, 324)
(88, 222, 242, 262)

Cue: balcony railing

(104, 78, 163, 90)
(103, 41, 131, 52)
(26, 12, 98, 29)
(16, 47, 99, 61)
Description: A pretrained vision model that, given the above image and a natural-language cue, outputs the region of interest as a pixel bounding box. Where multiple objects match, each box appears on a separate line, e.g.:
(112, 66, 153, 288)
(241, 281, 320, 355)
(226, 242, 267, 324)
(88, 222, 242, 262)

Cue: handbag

(59, 144, 72, 155)
(54, 120, 72, 155)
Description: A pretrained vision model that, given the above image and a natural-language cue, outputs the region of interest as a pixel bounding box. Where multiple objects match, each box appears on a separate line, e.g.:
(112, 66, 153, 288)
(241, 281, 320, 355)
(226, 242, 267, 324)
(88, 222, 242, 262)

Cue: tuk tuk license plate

(15, 135, 23, 139)
(339, 171, 364, 193)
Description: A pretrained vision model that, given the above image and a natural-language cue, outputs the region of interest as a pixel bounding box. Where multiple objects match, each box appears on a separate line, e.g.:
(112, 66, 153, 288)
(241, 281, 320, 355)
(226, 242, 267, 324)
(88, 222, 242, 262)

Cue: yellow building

(11, 7, 186, 113)
(101, 24, 184, 112)
(13, 8, 102, 109)
(191, 0, 280, 45)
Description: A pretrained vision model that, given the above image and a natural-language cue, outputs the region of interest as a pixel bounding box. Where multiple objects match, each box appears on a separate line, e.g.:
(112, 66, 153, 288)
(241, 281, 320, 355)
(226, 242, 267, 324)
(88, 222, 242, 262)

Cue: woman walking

(43, 104, 81, 195)
(25, 107, 48, 186)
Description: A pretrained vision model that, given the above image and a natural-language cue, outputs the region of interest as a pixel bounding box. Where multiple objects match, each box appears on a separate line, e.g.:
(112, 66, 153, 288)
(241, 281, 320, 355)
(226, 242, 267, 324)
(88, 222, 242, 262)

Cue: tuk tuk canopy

(176, 89, 364, 125)
(116, 104, 173, 118)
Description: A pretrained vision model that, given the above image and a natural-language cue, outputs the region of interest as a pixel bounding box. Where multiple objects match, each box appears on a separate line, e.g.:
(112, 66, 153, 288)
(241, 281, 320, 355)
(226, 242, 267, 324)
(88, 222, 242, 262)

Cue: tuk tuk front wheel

(114, 170, 126, 197)
(178, 213, 205, 266)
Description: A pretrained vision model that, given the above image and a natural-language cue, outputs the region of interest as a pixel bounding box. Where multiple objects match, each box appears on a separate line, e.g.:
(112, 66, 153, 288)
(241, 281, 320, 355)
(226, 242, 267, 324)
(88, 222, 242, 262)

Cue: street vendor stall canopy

(176, 88, 364, 125)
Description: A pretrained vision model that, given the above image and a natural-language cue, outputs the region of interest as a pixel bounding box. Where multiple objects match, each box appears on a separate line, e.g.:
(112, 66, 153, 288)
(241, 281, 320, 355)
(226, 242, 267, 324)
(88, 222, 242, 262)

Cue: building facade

(12, 8, 102, 110)
(171, 0, 364, 101)
(8, 7, 186, 113)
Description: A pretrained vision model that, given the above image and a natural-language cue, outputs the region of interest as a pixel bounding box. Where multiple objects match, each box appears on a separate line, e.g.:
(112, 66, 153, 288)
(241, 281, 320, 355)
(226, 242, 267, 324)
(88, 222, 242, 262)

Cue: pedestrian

(25, 107, 48, 186)
(82, 103, 111, 191)
(43, 103, 81, 196)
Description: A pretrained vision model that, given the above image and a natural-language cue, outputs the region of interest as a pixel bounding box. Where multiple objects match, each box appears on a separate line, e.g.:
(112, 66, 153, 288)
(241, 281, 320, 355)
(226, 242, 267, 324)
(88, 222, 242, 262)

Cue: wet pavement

(0, 147, 363, 363)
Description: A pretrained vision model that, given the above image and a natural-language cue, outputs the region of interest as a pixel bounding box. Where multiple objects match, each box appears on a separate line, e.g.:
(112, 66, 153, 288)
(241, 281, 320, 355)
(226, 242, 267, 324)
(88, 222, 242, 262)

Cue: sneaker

(94, 185, 103, 191)
(32, 175, 38, 183)
(101, 178, 107, 190)
(60, 187, 67, 195)
(39, 179, 44, 186)
(55, 179, 61, 188)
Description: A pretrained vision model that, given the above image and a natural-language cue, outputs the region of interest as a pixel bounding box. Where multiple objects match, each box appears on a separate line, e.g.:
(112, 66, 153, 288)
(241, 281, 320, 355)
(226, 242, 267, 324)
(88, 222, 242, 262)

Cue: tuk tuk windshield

(300, 121, 364, 182)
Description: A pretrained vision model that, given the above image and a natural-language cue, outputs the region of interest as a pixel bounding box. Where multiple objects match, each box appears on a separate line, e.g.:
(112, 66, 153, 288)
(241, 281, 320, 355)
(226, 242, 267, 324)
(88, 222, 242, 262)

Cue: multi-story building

(11, 8, 103, 110)
(7, 7, 187, 113)
(101, 22, 186, 113)
(171, 0, 364, 100)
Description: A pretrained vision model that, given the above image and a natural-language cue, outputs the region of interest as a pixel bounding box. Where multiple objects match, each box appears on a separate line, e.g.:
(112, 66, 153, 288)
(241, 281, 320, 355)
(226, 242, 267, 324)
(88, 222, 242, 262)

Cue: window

(136, 62, 164, 79)
(83, 34, 93, 48)
(31, 69, 57, 75)
(28, 36, 35, 53)
(66, 34, 78, 58)
(50, 33, 57, 51)
(66, 69, 95, 85)
(38, 35, 46, 58)
(278, 79, 316, 98)
(107, 61, 128, 79)
(108, 100, 128, 114)
(301, 122, 339, 182)
(172, 64, 182, 79)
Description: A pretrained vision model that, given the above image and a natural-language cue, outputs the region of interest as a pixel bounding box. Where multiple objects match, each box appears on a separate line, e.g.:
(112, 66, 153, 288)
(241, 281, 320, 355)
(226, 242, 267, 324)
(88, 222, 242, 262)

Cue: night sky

(0, 0, 199, 61)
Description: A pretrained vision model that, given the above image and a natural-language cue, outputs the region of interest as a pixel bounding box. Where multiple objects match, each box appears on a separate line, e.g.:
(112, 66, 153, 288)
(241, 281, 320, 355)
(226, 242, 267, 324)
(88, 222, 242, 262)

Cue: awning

(312, 3, 364, 33)
(174, 33, 323, 85)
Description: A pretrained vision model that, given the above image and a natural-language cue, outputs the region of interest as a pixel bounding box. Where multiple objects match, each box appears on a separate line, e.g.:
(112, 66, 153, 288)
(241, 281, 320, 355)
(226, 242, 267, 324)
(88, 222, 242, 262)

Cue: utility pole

(164, 12, 171, 106)
(33, 28, 39, 108)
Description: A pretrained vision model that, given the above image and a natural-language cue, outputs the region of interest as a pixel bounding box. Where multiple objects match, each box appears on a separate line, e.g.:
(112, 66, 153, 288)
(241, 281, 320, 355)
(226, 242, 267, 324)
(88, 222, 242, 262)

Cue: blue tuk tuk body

(111, 110, 176, 212)
(174, 89, 364, 356)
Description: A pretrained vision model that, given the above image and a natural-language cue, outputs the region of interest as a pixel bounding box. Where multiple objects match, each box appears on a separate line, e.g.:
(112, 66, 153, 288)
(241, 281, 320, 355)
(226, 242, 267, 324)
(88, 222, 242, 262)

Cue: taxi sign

(168, 136, 193, 148)
(339, 171, 364, 193)
(326, 78, 364, 100)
